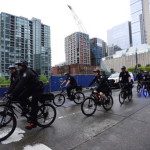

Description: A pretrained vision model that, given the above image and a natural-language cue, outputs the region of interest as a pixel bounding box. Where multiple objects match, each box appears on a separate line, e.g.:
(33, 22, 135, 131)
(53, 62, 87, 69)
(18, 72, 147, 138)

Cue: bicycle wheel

(53, 94, 65, 107)
(143, 88, 148, 97)
(0, 105, 14, 125)
(0, 111, 17, 142)
(36, 104, 56, 128)
(103, 95, 113, 111)
(73, 92, 85, 104)
(81, 97, 97, 116)
(128, 91, 132, 101)
(119, 91, 126, 104)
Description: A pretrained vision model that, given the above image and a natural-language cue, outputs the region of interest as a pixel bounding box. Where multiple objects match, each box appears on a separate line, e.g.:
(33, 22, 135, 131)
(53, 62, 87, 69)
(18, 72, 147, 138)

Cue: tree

(146, 64, 150, 67)
(110, 68, 115, 74)
(145, 67, 150, 72)
(39, 75, 48, 84)
(0, 77, 10, 86)
(127, 67, 135, 73)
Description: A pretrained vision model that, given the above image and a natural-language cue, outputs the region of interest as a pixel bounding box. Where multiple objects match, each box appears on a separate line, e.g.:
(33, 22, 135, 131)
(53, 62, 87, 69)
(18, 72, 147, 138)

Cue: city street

(1, 86, 150, 150)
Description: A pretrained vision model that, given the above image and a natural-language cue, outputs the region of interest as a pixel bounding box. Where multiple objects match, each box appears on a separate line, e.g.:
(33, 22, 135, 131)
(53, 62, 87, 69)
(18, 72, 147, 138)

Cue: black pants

(30, 88, 42, 123)
(66, 85, 76, 97)
(15, 87, 42, 123)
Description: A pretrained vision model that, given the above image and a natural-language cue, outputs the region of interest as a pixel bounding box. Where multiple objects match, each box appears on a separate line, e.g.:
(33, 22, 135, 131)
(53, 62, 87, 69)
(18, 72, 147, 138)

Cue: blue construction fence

(0, 75, 95, 98)
(50, 75, 95, 92)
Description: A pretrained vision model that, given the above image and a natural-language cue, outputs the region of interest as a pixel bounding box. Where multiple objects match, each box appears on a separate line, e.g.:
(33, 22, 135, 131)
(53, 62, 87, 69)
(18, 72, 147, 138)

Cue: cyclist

(101, 71, 112, 95)
(88, 69, 101, 88)
(8, 64, 18, 87)
(61, 72, 77, 99)
(88, 69, 108, 100)
(143, 71, 150, 81)
(136, 71, 143, 83)
(7, 60, 43, 130)
(119, 66, 132, 94)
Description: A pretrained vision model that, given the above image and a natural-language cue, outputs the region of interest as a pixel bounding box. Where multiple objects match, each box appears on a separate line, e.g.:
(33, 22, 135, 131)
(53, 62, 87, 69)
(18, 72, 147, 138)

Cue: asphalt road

(1, 86, 150, 150)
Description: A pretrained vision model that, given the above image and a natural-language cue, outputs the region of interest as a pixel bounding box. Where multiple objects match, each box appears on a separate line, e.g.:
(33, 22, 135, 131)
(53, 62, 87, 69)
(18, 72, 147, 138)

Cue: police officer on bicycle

(143, 71, 150, 81)
(88, 69, 109, 99)
(7, 60, 43, 130)
(8, 64, 18, 87)
(61, 72, 77, 99)
(119, 66, 132, 94)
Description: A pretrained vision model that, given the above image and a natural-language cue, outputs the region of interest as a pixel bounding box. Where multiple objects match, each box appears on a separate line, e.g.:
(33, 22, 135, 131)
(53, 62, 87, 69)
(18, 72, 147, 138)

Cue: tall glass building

(130, 0, 150, 46)
(0, 12, 51, 77)
(90, 38, 103, 66)
(107, 21, 132, 50)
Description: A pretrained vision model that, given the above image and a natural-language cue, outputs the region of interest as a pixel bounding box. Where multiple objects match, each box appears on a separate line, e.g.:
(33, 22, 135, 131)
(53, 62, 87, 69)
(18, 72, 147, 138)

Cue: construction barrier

(0, 75, 95, 97)
(50, 75, 95, 92)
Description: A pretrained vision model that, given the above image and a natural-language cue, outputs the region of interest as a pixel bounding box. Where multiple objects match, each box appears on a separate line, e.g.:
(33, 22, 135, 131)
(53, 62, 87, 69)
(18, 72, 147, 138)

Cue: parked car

(108, 72, 134, 89)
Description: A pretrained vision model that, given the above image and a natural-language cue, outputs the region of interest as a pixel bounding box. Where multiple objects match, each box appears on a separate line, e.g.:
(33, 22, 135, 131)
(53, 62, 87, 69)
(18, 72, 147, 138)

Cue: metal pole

(135, 48, 138, 73)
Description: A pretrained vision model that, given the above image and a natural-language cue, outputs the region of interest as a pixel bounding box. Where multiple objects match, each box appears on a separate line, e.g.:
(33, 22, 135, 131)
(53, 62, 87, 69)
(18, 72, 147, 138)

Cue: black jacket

(8, 68, 40, 96)
(10, 71, 18, 87)
(89, 75, 108, 88)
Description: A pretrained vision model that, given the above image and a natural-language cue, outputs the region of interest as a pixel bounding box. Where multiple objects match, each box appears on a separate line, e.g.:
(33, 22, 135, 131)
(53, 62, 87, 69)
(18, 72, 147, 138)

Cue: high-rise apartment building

(90, 38, 105, 66)
(130, 0, 150, 46)
(0, 12, 51, 77)
(65, 32, 90, 65)
(107, 21, 132, 50)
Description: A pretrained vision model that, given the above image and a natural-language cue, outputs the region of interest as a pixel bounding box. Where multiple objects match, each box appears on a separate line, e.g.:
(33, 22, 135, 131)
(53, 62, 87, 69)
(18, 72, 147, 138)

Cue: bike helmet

(64, 72, 70, 76)
(8, 64, 16, 69)
(93, 69, 100, 73)
(15, 59, 28, 67)
(121, 66, 126, 69)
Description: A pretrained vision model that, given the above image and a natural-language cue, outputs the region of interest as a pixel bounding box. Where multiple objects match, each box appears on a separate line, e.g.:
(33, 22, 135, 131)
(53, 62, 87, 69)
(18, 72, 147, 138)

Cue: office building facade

(0, 12, 51, 77)
(107, 21, 132, 51)
(65, 32, 90, 65)
(130, 0, 150, 46)
(90, 38, 104, 66)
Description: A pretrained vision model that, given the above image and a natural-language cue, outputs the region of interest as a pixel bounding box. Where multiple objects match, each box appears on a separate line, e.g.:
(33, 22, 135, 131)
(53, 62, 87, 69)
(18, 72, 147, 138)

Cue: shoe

(25, 123, 37, 130)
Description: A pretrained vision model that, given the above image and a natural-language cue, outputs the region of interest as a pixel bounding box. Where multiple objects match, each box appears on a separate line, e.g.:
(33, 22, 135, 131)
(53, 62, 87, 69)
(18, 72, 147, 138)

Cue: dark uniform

(10, 71, 18, 87)
(119, 71, 130, 83)
(66, 76, 77, 97)
(136, 72, 143, 82)
(9, 68, 43, 124)
(89, 75, 109, 95)
(119, 71, 132, 93)
(143, 74, 150, 81)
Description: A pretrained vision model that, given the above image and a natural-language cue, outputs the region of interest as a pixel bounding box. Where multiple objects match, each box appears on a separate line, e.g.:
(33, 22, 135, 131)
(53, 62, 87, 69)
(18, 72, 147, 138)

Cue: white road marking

(1, 128, 25, 144)
(23, 144, 52, 150)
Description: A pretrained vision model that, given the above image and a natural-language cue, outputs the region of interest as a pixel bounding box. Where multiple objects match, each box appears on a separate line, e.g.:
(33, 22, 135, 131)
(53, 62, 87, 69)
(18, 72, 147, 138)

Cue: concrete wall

(102, 52, 150, 72)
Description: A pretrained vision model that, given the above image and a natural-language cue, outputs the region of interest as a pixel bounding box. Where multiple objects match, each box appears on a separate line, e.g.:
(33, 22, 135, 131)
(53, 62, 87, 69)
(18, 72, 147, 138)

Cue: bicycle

(53, 86, 85, 107)
(119, 83, 133, 104)
(81, 88, 113, 116)
(142, 81, 150, 97)
(0, 94, 56, 142)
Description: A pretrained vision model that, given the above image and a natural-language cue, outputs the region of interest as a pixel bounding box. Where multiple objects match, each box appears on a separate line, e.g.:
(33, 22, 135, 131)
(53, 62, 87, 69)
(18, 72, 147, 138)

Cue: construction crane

(67, 4, 108, 72)
(67, 5, 87, 34)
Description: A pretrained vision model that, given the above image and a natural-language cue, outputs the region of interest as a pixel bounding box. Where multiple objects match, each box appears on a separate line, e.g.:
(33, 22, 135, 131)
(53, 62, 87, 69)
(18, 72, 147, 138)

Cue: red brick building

(52, 64, 100, 75)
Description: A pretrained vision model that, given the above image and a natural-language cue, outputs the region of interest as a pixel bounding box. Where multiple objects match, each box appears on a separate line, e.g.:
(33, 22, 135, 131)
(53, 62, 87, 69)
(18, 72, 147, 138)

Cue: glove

(7, 94, 13, 100)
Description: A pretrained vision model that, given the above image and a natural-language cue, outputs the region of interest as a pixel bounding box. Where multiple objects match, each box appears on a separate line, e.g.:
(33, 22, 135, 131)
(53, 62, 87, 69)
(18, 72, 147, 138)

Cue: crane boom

(67, 5, 87, 34)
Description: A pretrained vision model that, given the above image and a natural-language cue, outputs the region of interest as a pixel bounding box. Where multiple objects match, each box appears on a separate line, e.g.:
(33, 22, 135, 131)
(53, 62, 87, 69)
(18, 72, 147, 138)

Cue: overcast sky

(0, 0, 131, 66)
